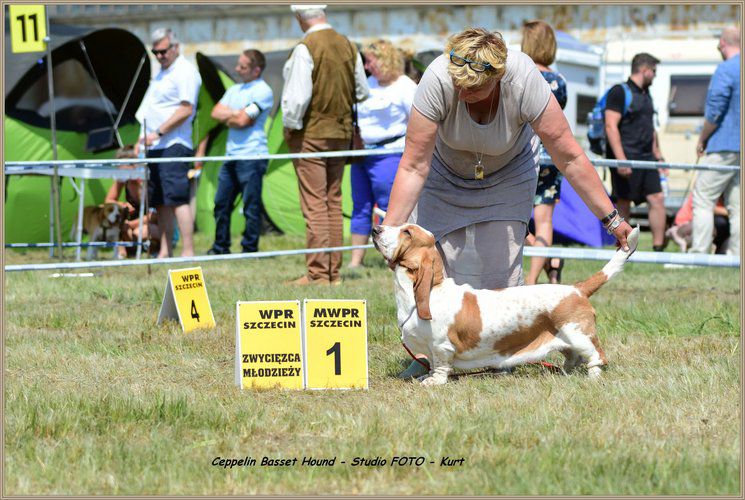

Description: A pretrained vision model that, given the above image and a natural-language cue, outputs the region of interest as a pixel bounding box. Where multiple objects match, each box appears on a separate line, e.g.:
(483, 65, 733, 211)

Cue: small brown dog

(71, 203, 125, 259)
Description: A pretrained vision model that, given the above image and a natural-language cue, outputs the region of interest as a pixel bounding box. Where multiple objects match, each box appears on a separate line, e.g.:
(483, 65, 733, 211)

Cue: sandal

(543, 258, 564, 284)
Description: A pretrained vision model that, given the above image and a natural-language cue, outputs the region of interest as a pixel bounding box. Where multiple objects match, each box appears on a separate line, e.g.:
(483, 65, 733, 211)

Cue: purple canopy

(552, 178, 616, 247)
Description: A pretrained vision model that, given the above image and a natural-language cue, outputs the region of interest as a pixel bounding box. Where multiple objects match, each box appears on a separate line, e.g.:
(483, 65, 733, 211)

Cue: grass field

(3, 230, 741, 495)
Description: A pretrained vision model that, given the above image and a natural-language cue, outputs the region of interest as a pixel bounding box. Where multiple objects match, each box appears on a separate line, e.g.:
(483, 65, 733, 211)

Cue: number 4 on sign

(157, 267, 215, 332)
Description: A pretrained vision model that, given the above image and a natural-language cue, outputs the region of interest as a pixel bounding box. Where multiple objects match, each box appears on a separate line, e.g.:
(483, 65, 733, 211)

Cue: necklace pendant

(474, 162, 484, 180)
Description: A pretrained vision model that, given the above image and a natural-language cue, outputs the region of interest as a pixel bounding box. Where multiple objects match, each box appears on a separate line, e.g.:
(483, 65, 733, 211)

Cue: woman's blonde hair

(445, 27, 507, 89)
(521, 20, 557, 67)
(363, 39, 404, 82)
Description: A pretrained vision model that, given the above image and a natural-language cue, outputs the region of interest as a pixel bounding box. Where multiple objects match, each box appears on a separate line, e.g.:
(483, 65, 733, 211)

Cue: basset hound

(372, 223, 639, 385)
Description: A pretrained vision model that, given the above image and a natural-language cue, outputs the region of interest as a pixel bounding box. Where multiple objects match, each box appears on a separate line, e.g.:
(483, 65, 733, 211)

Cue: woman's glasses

(151, 45, 173, 56)
(449, 50, 493, 73)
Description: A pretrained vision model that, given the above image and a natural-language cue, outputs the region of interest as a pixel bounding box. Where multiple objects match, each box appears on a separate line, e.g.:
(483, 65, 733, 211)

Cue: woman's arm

(532, 97, 633, 249)
(381, 108, 438, 226)
(105, 181, 125, 205)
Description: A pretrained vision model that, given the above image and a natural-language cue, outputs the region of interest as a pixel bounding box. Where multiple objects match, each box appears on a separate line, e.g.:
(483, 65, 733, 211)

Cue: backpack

(587, 83, 632, 155)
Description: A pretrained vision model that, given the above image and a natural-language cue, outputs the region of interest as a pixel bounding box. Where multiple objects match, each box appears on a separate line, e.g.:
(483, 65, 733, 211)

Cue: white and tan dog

(71, 203, 125, 259)
(372, 223, 639, 385)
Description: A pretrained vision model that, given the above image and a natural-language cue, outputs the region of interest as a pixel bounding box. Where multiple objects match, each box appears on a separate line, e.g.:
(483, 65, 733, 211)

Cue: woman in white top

(348, 39, 418, 268)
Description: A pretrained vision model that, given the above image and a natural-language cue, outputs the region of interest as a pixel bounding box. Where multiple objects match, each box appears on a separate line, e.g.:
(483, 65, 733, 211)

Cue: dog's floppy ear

(412, 248, 435, 321)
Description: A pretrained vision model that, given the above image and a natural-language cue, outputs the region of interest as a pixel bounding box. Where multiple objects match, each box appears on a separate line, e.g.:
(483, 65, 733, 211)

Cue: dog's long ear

(413, 249, 434, 321)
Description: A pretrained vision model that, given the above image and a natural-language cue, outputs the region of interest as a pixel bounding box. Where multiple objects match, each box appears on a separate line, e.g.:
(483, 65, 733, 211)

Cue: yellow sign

(157, 267, 216, 332)
(235, 301, 304, 390)
(304, 299, 368, 390)
(9, 5, 47, 53)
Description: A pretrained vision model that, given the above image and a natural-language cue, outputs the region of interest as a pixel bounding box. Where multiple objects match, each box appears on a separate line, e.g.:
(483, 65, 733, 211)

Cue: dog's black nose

(372, 225, 383, 237)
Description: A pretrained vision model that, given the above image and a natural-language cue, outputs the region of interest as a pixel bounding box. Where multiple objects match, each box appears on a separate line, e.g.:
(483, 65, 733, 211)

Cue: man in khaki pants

(282, 4, 369, 285)
(692, 26, 740, 255)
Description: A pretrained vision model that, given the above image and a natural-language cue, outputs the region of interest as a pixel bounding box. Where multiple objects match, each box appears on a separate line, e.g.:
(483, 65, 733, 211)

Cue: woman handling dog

(381, 27, 632, 377)
(105, 145, 160, 257)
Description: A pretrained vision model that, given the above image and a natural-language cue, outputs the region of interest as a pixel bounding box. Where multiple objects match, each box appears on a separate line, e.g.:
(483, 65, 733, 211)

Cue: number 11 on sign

(9, 5, 47, 53)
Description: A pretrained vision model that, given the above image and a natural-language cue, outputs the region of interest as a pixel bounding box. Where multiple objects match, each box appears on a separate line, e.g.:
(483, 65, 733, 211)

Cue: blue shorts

(147, 144, 193, 206)
(350, 152, 400, 235)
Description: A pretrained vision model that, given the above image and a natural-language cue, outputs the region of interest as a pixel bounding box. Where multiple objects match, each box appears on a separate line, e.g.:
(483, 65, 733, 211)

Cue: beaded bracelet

(605, 216, 625, 235)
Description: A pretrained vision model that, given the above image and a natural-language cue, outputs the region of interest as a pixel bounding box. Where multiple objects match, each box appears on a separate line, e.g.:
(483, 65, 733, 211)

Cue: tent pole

(45, 9, 63, 259)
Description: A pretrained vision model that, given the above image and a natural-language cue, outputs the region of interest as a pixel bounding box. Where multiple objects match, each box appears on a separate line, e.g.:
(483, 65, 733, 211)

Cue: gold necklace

(465, 85, 497, 180)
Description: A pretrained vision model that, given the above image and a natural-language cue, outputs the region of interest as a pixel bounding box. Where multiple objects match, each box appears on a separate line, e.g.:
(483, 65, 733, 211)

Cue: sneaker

(396, 357, 430, 379)
(207, 247, 230, 255)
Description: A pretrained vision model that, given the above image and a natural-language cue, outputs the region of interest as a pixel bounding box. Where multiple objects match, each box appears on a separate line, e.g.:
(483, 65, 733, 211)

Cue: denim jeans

(213, 159, 267, 252)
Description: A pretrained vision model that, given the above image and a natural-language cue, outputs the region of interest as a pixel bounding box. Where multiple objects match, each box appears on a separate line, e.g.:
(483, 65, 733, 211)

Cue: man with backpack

(604, 53, 667, 252)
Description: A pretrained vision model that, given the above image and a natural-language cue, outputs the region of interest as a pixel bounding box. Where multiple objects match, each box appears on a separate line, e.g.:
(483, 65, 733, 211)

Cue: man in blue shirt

(692, 26, 740, 255)
(207, 49, 274, 254)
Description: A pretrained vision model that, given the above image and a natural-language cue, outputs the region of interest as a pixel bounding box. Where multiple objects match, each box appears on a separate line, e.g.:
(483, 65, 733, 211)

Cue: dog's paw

(419, 375, 447, 386)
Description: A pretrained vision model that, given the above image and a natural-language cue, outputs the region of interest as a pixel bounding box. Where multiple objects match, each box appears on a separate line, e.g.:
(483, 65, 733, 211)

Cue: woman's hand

(610, 219, 634, 251)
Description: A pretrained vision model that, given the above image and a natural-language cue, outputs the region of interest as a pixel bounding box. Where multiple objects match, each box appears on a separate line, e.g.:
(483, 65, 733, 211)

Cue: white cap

(290, 5, 327, 13)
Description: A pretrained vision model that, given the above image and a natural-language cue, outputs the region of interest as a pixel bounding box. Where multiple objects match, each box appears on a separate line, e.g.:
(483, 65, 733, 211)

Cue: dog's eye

(402, 229, 411, 237)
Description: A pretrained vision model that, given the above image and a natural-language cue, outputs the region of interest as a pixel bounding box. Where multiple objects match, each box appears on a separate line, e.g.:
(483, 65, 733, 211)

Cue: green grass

(3, 230, 741, 495)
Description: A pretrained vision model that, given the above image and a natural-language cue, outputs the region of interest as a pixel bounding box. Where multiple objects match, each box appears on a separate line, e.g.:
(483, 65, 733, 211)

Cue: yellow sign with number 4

(9, 5, 47, 53)
(157, 267, 216, 332)
(303, 299, 368, 390)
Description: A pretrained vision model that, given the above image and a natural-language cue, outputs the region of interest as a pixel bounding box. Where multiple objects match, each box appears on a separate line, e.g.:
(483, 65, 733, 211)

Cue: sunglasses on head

(449, 50, 493, 73)
(151, 44, 173, 56)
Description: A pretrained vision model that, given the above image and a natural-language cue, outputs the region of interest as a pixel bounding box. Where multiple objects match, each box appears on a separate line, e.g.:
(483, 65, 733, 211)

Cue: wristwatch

(156, 128, 164, 137)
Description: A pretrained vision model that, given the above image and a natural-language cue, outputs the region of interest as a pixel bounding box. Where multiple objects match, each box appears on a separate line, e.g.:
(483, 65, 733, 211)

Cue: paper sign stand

(157, 283, 180, 325)
(157, 267, 216, 332)
(303, 299, 369, 391)
(235, 300, 304, 390)
(234, 299, 369, 390)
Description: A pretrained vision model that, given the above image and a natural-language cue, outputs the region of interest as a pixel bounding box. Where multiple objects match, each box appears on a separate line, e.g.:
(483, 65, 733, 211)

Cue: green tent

(4, 22, 150, 244)
(193, 50, 355, 239)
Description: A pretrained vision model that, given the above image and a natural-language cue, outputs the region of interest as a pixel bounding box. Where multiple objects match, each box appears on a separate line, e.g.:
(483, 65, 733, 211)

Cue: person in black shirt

(605, 52, 667, 251)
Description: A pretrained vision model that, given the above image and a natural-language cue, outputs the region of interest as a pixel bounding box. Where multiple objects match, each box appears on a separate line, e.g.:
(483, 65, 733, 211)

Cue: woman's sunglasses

(449, 50, 493, 73)
(151, 45, 173, 57)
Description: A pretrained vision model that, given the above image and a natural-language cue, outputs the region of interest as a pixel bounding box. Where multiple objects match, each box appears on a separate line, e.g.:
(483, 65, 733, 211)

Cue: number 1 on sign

(326, 342, 341, 375)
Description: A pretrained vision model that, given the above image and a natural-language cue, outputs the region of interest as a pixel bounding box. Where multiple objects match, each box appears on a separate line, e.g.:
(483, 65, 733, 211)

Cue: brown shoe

(285, 275, 329, 286)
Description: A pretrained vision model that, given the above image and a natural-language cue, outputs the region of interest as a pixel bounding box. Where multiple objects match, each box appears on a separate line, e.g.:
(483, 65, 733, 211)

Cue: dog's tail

(576, 226, 639, 298)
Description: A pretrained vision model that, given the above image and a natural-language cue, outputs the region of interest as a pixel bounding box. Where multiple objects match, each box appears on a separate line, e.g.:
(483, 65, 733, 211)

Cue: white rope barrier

(3, 149, 739, 172)
(5, 241, 141, 248)
(539, 155, 740, 172)
(4, 245, 370, 272)
(4, 243, 738, 272)
(523, 245, 738, 267)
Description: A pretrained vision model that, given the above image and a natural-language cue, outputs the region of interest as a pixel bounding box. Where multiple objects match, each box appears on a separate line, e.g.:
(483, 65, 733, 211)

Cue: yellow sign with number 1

(9, 5, 47, 53)
(157, 267, 216, 332)
(304, 299, 368, 390)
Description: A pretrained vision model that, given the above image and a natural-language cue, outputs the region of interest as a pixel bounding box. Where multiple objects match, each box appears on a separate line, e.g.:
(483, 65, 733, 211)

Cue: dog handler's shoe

(285, 275, 328, 286)
(397, 357, 430, 379)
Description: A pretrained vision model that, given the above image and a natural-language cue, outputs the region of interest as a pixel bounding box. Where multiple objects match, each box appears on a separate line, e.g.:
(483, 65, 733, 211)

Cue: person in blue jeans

(207, 49, 274, 254)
